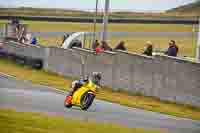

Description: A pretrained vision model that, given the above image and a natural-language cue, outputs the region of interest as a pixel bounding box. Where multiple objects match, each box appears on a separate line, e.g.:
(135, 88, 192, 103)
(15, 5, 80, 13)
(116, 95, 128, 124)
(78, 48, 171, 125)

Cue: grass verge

(0, 109, 163, 133)
(0, 58, 200, 120)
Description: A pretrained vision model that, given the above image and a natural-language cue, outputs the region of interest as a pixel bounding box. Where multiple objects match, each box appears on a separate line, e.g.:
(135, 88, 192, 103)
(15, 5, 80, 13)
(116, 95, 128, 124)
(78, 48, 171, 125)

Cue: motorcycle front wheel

(80, 92, 95, 110)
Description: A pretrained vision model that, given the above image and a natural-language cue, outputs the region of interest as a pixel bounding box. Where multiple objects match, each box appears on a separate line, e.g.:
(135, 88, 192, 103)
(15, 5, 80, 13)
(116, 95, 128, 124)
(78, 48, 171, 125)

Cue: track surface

(0, 74, 200, 133)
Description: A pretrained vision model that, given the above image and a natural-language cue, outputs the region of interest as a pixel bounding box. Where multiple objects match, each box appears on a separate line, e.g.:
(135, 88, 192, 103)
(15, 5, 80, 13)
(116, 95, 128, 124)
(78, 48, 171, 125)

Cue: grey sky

(0, 0, 196, 12)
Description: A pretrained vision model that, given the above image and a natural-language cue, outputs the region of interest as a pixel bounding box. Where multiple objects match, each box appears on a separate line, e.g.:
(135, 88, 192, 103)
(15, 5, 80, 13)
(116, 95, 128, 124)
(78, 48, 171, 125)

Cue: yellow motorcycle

(64, 78, 99, 111)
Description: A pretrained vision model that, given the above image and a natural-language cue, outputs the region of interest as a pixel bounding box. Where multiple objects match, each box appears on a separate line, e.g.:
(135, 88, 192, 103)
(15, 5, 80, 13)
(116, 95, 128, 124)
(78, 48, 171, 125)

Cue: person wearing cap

(143, 41, 153, 56)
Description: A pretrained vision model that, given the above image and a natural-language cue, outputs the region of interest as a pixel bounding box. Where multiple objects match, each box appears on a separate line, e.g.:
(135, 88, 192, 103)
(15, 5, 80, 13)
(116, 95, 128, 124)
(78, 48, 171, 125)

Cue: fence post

(197, 18, 200, 61)
(102, 0, 110, 41)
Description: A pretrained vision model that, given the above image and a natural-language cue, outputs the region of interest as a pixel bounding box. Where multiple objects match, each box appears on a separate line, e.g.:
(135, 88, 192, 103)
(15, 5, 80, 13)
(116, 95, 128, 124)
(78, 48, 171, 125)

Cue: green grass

(0, 109, 163, 133)
(21, 21, 196, 32)
(19, 20, 197, 58)
(0, 58, 200, 120)
(107, 36, 197, 58)
(38, 36, 197, 58)
(1, 20, 197, 57)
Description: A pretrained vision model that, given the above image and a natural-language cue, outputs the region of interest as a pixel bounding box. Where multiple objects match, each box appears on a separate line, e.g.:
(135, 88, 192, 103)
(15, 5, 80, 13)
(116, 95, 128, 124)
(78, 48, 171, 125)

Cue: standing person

(100, 41, 112, 51)
(171, 40, 179, 54)
(114, 41, 127, 51)
(31, 36, 38, 45)
(92, 40, 100, 50)
(143, 41, 153, 56)
(95, 45, 104, 54)
(165, 40, 179, 57)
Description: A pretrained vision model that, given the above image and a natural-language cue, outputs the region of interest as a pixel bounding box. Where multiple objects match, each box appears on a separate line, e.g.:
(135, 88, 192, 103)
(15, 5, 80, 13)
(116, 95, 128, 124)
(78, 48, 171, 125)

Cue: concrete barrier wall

(45, 47, 82, 78)
(4, 41, 46, 59)
(154, 55, 200, 106)
(3, 41, 200, 107)
(66, 48, 117, 88)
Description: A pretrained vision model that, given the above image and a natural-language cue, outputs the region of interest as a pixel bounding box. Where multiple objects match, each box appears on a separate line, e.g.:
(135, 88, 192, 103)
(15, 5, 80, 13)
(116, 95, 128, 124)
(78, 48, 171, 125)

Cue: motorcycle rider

(68, 72, 102, 96)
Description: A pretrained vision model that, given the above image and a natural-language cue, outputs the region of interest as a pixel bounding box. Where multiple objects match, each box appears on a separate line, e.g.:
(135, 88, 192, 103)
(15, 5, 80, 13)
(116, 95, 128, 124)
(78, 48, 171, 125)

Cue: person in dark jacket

(31, 36, 37, 45)
(114, 41, 127, 51)
(100, 41, 112, 51)
(165, 40, 179, 57)
(143, 41, 153, 56)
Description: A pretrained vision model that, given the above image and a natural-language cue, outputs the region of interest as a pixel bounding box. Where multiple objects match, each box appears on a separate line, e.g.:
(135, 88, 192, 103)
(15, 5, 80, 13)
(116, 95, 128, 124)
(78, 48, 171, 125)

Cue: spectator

(31, 36, 38, 45)
(114, 41, 127, 51)
(11, 18, 19, 25)
(165, 40, 179, 57)
(101, 41, 112, 51)
(92, 40, 100, 50)
(19, 35, 27, 44)
(143, 41, 153, 56)
(24, 33, 32, 44)
(0, 42, 7, 57)
(15, 24, 21, 41)
(95, 44, 104, 54)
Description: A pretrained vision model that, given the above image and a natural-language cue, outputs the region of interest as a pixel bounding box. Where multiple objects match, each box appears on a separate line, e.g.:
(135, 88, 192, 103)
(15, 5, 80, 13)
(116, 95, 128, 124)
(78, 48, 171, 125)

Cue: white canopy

(61, 32, 86, 49)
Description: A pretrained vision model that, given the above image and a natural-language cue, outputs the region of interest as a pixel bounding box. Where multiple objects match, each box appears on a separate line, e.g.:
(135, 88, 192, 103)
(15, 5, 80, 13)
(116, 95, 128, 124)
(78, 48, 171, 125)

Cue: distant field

(0, 20, 197, 57)
(39, 36, 196, 58)
(21, 21, 196, 32)
(23, 20, 198, 58)
(20, 21, 196, 57)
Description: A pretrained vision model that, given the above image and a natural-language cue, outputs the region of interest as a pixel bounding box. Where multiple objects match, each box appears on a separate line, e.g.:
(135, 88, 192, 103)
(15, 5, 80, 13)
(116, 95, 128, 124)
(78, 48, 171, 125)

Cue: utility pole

(197, 18, 200, 61)
(92, 0, 99, 45)
(102, 0, 110, 41)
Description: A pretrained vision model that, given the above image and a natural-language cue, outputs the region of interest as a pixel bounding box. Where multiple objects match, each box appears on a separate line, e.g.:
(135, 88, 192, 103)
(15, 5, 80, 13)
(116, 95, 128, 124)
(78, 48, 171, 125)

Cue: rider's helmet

(91, 72, 102, 86)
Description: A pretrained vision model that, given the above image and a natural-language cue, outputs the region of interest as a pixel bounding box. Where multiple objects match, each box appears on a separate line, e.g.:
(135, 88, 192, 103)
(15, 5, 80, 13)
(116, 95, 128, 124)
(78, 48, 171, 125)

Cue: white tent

(61, 32, 86, 49)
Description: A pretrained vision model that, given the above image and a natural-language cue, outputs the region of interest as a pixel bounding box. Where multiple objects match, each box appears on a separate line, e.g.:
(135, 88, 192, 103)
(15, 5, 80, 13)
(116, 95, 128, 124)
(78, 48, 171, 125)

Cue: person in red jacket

(95, 45, 103, 54)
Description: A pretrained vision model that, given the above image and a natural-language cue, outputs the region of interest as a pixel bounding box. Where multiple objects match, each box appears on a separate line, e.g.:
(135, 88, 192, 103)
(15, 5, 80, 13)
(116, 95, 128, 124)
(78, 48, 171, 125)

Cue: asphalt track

(0, 74, 200, 133)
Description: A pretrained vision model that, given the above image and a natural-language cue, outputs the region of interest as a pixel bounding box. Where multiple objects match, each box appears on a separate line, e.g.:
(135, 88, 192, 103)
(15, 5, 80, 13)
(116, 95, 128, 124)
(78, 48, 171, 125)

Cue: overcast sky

(0, 0, 196, 12)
